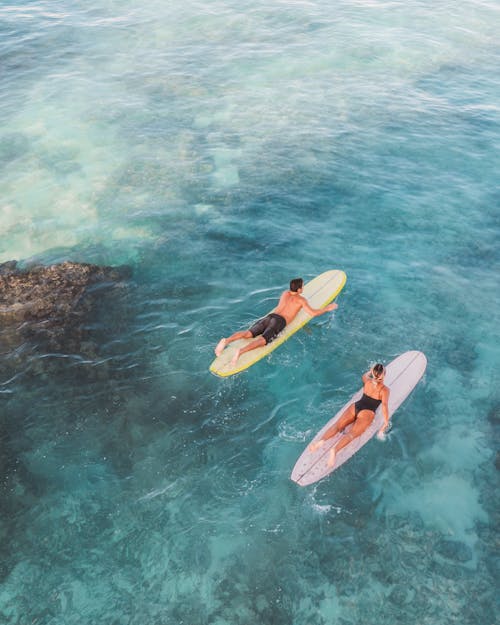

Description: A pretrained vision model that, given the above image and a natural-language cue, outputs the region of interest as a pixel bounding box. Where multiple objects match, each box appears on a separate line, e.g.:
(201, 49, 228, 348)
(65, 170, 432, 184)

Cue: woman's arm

(379, 386, 391, 433)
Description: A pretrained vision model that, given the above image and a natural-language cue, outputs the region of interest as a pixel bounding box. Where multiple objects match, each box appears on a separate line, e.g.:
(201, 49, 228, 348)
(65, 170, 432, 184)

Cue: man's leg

(327, 410, 374, 467)
(215, 330, 253, 356)
(230, 335, 266, 365)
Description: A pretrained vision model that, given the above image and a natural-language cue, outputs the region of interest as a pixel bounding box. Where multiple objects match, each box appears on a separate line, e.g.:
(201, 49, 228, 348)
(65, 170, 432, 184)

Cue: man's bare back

(274, 290, 319, 324)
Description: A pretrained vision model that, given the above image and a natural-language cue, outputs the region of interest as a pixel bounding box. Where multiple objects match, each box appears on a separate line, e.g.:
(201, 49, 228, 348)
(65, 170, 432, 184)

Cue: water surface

(1, 1, 499, 623)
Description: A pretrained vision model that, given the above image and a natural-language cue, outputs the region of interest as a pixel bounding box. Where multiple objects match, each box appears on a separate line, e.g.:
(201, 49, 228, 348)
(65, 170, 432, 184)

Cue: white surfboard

(210, 270, 347, 378)
(291, 350, 427, 486)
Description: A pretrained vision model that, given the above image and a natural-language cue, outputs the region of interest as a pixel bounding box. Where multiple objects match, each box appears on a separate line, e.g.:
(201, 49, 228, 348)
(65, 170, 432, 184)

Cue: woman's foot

(309, 439, 325, 452)
(327, 447, 336, 468)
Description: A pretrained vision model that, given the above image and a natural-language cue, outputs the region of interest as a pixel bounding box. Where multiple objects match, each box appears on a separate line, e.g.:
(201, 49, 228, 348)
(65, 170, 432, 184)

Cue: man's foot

(230, 349, 241, 366)
(327, 447, 336, 468)
(309, 439, 324, 453)
(215, 338, 227, 356)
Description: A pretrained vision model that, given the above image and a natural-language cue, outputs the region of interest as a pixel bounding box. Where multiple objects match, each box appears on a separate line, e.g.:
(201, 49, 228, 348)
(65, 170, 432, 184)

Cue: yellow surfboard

(209, 269, 347, 377)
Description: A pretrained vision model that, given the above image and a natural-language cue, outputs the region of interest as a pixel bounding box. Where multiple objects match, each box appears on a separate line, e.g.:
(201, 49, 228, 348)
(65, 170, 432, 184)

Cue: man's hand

(325, 303, 338, 312)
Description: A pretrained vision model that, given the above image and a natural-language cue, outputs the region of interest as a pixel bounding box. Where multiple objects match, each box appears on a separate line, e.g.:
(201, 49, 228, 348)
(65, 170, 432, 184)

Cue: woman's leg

(327, 410, 375, 466)
(309, 404, 356, 452)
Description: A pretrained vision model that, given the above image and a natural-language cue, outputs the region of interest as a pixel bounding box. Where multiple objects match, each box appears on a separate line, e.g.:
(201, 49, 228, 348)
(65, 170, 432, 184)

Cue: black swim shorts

(249, 313, 286, 344)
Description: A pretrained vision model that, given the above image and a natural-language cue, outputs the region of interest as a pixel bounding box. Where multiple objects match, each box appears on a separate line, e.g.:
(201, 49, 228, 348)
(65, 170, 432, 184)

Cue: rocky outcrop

(0, 261, 131, 369)
(0, 260, 130, 324)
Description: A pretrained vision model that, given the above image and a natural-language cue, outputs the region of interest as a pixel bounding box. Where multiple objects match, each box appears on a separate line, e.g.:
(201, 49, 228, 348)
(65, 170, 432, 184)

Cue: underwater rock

(0, 260, 131, 372)
(487, 404, 500, 426)
(388, 584, 412, 606)
(435, 538, 473, 563)
(0, 260, 130, 324)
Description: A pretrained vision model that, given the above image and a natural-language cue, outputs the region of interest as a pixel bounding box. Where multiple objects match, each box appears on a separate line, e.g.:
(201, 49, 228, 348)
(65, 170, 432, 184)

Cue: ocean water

(1, 0, 499, 623)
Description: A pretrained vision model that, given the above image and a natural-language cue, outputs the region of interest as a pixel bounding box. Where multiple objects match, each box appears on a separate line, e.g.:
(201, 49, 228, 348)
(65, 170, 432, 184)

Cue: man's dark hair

(290, 278, 303, 292)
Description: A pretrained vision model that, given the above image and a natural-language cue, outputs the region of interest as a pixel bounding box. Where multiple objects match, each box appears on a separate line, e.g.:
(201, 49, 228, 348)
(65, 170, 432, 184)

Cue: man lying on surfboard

(309, 364, 390, 467)
(214, 278, 338, 366)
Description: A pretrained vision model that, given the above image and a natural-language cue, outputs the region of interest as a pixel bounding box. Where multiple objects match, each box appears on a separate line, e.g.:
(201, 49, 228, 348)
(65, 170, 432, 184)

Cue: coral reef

(0, 260, 131, 373)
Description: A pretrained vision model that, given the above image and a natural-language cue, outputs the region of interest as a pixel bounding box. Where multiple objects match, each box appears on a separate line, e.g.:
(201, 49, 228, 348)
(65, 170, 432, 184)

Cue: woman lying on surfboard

(309, 364, 390, 467)
(214, 278, 338, 366)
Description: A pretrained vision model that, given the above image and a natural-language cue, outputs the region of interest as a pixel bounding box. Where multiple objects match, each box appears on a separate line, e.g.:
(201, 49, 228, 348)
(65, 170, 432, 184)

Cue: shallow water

(1, 1, 499, 623)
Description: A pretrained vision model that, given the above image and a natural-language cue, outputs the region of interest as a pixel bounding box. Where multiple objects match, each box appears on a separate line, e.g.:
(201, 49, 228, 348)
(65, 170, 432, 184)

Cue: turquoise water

(1, 1, 499, 623)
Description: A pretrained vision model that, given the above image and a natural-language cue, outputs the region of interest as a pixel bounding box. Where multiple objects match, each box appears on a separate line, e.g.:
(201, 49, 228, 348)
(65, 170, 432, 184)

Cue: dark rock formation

(0, 260, 131, 373)
(0, 260, 130, 323)
(434, 538, 473, 563)
(487, 404, 500, 426)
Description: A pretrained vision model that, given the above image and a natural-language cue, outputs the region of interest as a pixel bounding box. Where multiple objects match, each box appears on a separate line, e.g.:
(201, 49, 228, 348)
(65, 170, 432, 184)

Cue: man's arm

(300, 297, 338, 317)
